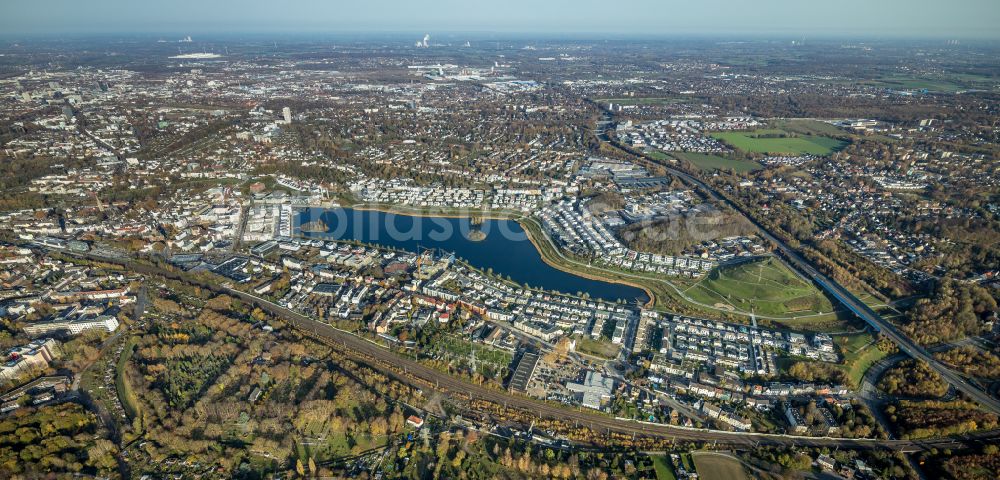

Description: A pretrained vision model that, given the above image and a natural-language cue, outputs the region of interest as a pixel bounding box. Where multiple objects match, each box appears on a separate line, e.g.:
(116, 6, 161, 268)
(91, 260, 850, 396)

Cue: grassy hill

(683, 256, 834, 317)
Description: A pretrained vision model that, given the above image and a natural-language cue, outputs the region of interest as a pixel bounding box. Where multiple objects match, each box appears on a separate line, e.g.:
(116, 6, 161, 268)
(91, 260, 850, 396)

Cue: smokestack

(422, 34, 430, 48)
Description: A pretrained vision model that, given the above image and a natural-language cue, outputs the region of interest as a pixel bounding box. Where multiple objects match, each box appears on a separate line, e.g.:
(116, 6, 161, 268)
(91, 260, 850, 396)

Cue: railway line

(64, 251, 1000, 453)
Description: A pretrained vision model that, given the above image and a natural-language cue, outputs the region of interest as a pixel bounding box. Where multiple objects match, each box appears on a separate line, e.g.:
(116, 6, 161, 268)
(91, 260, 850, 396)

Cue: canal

(296, 207, 649, 303)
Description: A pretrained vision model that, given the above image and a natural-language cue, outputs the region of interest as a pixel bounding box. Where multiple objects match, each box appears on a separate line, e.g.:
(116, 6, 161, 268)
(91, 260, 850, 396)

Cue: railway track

(63, 251, 1000, 453)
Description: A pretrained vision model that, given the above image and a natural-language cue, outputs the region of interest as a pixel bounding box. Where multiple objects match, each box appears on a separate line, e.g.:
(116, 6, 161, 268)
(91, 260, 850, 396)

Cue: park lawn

(672, 152, 762, 173)
(683, 257, 834, 317)
(652, 456, 678, 480)
(836, 332, 889, 387)
(711, 130, 846, 156)
(692, 453, 749, 480)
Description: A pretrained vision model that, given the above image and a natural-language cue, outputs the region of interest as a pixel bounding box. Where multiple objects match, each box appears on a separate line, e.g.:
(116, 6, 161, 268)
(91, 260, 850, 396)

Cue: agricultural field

(672, 152, 762, 173)
(691, 452, 750, 480)
(711, 129, 847, 156)
(681, 256, 835, 319)
(860, 73, 999, 93)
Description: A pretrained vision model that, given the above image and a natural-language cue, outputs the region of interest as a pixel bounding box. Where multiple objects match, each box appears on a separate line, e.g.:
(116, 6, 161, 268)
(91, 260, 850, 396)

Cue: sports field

(692, 452, 749, 480)
(683, 256, 834, 317)
(712, 129, 846, 156)
(672, 152, 762, 173)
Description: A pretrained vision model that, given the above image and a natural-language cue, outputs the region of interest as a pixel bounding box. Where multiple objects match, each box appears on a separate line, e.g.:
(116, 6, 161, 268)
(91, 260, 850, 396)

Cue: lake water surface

(296, 207, 649, 303)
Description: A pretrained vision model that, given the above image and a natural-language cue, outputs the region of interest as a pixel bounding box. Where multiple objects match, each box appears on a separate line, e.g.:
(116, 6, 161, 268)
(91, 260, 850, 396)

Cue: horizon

(2, 0, 1000, 40)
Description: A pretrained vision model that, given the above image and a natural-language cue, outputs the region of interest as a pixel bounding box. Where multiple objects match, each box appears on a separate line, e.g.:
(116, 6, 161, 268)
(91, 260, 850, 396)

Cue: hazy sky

(2, 0, 999, 39)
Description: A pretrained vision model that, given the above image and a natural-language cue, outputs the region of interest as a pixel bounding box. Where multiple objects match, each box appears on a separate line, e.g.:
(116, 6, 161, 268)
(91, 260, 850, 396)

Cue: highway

(64, 251, 1000, 452)
(613, 139, 1000, 415)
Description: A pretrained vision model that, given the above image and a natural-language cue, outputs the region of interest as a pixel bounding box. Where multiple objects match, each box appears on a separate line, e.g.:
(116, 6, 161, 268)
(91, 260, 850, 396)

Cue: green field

(683, 257, 834, 318)
(769, 119, 848, 137)
(652, 456, 678, 480)
(836, 332, 889, 387)
(672, 152, 762, 173)
(645, 149, 672, 161)
(596, 97, 688, 105)
(712, 130, 846, 156)
(692, 453, 749, 480)
(861, 76, 978, 93)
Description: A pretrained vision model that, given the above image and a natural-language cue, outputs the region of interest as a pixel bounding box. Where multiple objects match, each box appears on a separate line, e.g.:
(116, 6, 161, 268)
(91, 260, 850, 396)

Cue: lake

(295, 207, 649, 303)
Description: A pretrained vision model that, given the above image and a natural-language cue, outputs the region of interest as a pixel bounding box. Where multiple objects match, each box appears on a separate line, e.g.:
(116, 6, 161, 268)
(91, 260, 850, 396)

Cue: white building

(23, 315, 119, 336)
(0, 338, 61, 383)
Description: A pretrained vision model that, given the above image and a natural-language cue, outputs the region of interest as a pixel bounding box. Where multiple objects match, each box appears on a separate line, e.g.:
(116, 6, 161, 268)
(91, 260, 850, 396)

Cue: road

(63, 251, 1000, 452)
(610, 139, 1000, 415)
(857, 339, 973, 431)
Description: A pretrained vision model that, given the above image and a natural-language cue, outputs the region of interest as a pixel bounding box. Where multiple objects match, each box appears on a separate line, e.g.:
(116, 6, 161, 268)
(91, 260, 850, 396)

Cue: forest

(935, 346, 1000, 380)
(877, 360, 949, 398)
(0, 403, 118, 477)
(900, 279, 998, 345)
(885, 400, 999, 440)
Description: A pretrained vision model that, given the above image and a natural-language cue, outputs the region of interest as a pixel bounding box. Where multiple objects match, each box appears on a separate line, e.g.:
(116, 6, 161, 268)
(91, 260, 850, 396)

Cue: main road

(610, 138, 1000, 414)
(64, 250, 999, 452)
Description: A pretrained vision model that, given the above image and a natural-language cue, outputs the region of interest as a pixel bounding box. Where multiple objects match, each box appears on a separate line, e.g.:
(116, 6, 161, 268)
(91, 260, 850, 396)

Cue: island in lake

(466, 229, 487, 241)
(299, 218, 328, 233)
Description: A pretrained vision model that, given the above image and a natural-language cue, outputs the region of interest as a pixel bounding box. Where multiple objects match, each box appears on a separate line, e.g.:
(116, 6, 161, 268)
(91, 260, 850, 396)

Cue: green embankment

(672, 152, 762, 173)
(116, 336, 141, 421)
